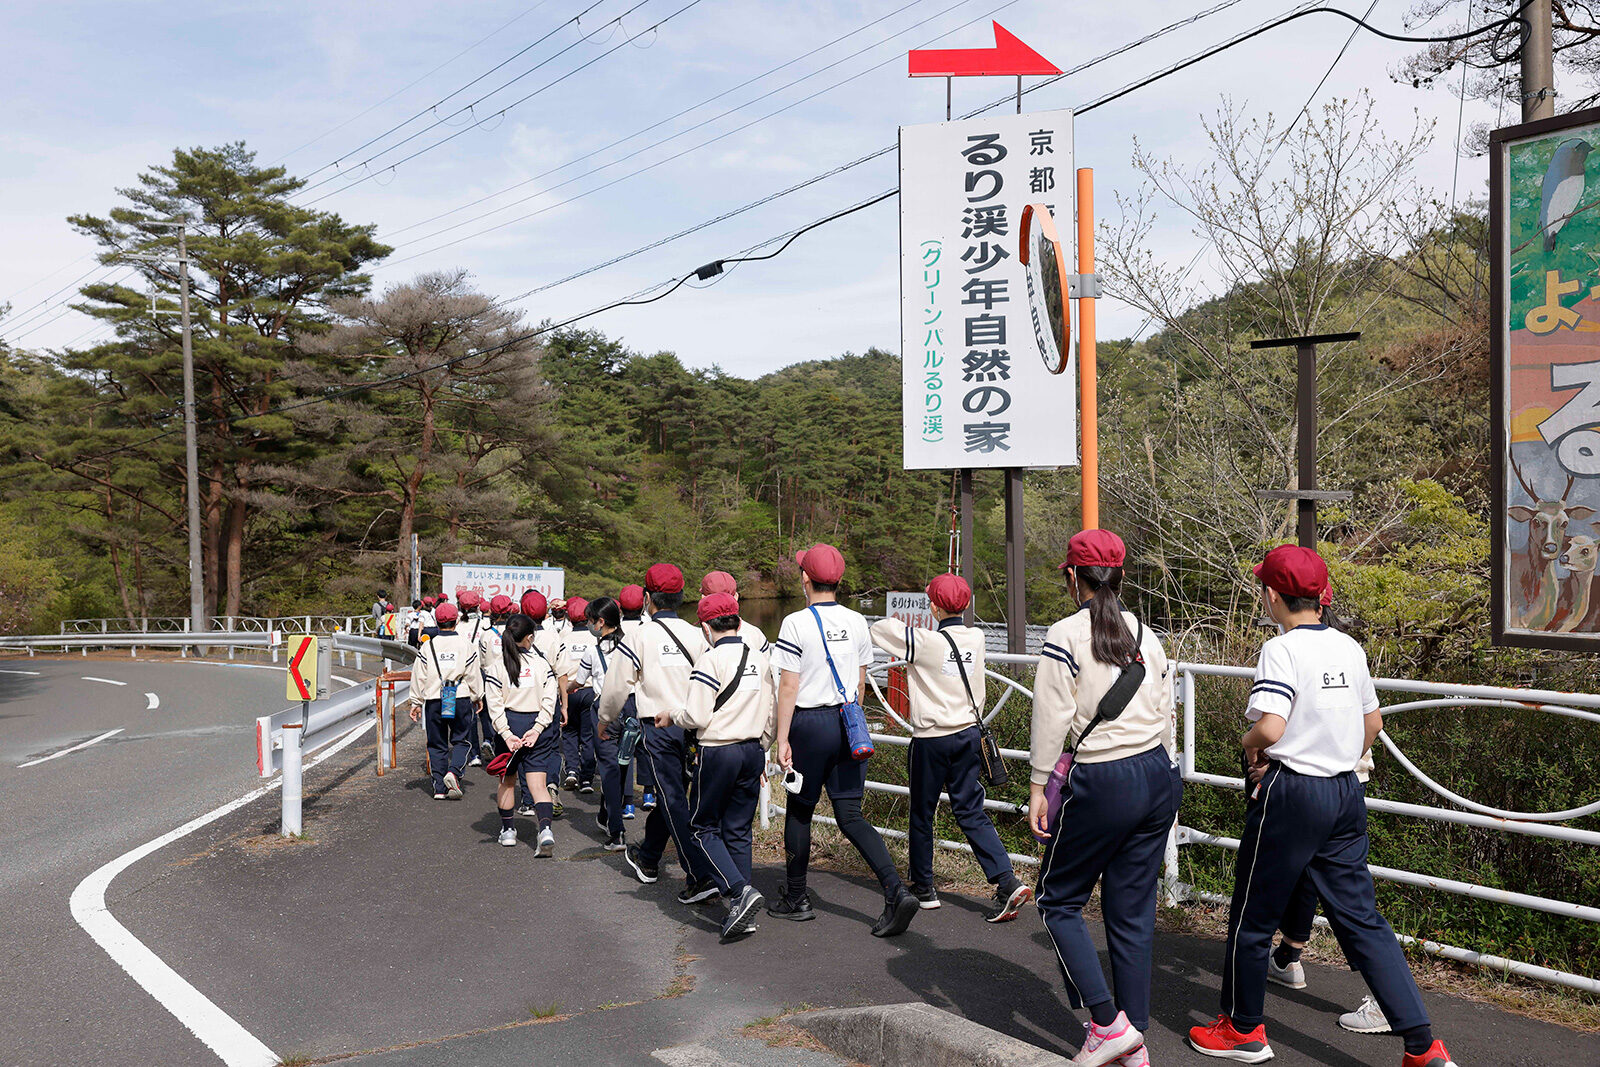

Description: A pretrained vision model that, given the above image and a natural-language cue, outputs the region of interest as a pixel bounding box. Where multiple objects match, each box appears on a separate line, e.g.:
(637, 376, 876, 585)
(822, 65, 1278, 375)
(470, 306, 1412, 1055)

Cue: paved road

(0, 654, 360, 1066)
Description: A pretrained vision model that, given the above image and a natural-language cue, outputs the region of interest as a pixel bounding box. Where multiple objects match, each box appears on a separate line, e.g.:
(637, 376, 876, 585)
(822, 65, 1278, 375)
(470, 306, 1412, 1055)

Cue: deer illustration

(1507, 460, 1593, 629)
(1552, 535, 1600, 631)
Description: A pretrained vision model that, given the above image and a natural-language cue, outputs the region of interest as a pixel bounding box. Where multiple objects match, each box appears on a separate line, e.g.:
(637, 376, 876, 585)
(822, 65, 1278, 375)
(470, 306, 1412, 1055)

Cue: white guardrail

(775, 651, 1600, 995)
(2, 629, 417, 835)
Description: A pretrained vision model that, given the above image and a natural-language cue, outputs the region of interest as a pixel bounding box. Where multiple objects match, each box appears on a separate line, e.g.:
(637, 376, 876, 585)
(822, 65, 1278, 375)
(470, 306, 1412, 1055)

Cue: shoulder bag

(939, 628, 1006, 788)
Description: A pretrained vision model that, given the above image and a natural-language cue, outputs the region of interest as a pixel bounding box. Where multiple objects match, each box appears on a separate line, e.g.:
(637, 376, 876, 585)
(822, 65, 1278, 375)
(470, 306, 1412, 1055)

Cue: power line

(296, 0, 695, 204)
(273, 0, 560, 167)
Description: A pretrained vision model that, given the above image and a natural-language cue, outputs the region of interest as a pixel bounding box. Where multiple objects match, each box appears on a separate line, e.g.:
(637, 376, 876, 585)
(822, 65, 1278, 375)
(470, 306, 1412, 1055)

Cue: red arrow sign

(909, 22, 1061, 78)
(289, 638, 313, 700)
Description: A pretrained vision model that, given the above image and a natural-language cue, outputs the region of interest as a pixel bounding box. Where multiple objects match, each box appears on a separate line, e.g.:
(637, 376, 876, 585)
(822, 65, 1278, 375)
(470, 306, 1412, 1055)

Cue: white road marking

(82, 676, 128, 686)
(146, 692, 160, 710)
(70, 718, 374, 1067)
(18, 728, 125, 768)
(0, 668, 42, 675)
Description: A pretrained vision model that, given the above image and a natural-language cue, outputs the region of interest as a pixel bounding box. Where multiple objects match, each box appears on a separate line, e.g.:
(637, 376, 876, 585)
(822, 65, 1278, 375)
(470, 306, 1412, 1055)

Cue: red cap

(457, 590, 481, 610)
(1061, 529, 1126, 570)
(422, 595, 435, 608)
(566, 596, 589, 624)
(433, 601, 459, 625)
(700, 570, 738, 596)
(488, 594, 514, 615)
(1253, 544, 1329, 600)
(696, 592, 740, 623)
(520, 590, 548, 620)
(794, 543, 845, 584)
(485, 751, 514, 778)
(438, 592, 450, 602)
(618, 584, 645, 612)
(926, 572, 972, 613)
(645, 563, 684, 594)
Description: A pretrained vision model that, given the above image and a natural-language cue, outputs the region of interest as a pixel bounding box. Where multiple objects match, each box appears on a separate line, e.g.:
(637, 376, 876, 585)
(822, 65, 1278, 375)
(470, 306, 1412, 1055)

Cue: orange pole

(1076, 167, 1098, 530)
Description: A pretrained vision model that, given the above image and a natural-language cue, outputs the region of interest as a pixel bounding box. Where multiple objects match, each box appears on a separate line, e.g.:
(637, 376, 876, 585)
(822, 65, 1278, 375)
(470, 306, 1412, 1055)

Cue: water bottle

(440, 680, 458, 719)
(1036, 751, 1073, 844)
(618, 717, 642, 766)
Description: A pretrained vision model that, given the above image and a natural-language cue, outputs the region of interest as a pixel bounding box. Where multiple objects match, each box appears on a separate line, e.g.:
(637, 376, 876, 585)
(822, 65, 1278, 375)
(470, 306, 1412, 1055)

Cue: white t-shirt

(1247, 625, 1379, 777)
(772, 602, 873, 708)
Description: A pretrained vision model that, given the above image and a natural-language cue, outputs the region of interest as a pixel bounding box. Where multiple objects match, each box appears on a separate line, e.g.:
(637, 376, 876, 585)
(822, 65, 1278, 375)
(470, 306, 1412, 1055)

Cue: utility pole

(1522, 0, 1555, 121)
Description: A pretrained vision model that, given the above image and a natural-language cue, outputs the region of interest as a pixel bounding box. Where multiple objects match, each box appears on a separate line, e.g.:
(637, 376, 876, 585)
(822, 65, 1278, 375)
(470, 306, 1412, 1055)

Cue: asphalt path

(0, 654, 352, 1066)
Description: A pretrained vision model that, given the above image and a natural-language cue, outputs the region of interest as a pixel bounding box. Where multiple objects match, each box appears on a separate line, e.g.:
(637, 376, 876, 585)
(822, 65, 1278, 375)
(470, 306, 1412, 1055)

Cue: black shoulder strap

(656, 618, 697, 666)
(713, 644, 751, 713)
(938, 628, 983, 726)
(1073, 617, 1144, 751)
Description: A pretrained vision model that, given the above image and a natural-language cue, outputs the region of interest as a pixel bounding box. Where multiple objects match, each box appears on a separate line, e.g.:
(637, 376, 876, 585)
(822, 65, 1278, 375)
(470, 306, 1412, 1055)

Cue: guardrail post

(1162, 821, 1183, 907)
(374, 684, 388, 775)
(1181, 669, 1196, 779)
(759, 771, 772, 830)
(282, 719, 304, 837)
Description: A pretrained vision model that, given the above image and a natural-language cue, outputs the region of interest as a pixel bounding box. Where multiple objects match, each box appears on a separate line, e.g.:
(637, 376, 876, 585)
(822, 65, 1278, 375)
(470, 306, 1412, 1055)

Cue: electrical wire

(297, 0, 701, 205)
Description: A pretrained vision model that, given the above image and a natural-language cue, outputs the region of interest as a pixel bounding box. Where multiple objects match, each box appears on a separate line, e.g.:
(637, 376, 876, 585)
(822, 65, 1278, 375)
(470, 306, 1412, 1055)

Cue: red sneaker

(1401, 1040, 1458, 1067)
(1187, 1015, 1274, 1062)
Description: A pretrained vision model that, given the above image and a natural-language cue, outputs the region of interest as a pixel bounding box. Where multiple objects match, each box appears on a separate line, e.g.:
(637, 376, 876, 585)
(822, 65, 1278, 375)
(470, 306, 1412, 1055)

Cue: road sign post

(282, 714, 304, 837)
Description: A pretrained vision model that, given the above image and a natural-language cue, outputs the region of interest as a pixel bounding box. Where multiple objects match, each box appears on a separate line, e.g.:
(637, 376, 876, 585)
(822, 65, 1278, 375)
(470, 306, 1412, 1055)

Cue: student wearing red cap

(520, 590, 574, 818)
(771, 544, 913, 933)
(674, 592, 775, 942)
(701, 571, 771, 657)
(1031, 529, 1178, 1067)
(597, 564, 719, 904)
(869, 572, 1026, 927)
(405, 600, 480, 800)
(482, 613, 561, 851)
(562, 596, 599, 795)
(455, 591, 493, 766)
(616, 584, 649, 818)
(1189, 546, 1454, 1067)
(579, 596, 629, 851)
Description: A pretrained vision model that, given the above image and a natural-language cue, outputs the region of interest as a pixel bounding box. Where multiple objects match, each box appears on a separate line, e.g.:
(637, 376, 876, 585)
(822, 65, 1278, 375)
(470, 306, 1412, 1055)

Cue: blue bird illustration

(1541, 138, 1591, 252)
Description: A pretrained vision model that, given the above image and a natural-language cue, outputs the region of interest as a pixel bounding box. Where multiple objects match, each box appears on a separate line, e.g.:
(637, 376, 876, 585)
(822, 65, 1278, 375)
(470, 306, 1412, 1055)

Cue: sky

(0, 0, 1504, 376)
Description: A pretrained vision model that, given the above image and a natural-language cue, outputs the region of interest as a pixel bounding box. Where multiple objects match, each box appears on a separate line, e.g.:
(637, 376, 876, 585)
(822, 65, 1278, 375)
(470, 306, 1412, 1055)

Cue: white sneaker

(1072, 1013, 1143, 1067)
(536, 827, 555, 857)
(443, 772, 462, 800)
(1338, 995, 1391, 1034)
(1267, 955, 1306, 989)
(498, 827, 517, 847)
(1113, 1044, 1149, 1067)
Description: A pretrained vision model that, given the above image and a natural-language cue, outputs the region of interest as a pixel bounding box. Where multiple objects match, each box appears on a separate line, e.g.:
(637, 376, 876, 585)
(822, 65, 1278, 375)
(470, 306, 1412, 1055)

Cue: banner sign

(441, 563, 564, 605)
(1492, 105, 1600, 648)
(899, 108, 1077, 470)
(886, 591, 936, 630)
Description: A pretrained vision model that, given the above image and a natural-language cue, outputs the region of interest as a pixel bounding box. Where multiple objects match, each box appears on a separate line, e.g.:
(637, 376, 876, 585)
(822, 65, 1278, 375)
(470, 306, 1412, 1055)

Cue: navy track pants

(423, 697, 474, 794)
(688, 739, 763, 896)
(638, 720, 714, 882)
(1221, 763, 1429, 1033)
(1037, 745, 1181, 1032)
(563, 686, 597, 784)
(907, 726, 1013, 887)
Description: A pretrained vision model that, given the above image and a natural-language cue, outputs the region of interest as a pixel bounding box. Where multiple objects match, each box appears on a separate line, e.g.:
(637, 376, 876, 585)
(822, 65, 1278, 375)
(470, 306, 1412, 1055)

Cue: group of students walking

(402, 532, 1456, 1067)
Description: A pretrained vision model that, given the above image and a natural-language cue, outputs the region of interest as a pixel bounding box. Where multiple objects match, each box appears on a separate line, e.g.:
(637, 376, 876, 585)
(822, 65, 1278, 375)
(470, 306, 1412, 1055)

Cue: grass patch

(528, 1001, 562, 1019)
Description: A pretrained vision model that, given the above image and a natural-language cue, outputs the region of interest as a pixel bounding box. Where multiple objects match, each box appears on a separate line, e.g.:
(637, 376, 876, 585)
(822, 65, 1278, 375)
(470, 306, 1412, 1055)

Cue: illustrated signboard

(899, 108, 1077, 470)
(886, 591, 936, 630)
(440, 563, 564, 605)
(1492, 105, 1600, 648)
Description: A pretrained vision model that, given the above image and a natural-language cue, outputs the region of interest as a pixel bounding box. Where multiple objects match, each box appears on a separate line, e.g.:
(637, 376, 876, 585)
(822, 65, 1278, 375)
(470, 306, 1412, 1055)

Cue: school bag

(940, 629, 1006, 788)
(429, 639, 468, 720)
(809, 606, 873, 760)
(1036, 617, 1146, 843)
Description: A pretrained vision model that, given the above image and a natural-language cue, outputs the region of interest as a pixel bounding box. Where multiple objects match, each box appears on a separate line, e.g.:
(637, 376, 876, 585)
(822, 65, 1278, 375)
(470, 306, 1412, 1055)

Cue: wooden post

(1077, 168, 1098, 529)
(1005, 468, 1026, 652)
(960, 469, 975, 624)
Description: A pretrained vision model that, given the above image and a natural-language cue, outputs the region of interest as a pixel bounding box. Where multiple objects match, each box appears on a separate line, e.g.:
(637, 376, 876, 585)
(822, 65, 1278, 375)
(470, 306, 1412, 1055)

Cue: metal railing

(60, 615, 381, 638)
(767, 650, 1600, 995)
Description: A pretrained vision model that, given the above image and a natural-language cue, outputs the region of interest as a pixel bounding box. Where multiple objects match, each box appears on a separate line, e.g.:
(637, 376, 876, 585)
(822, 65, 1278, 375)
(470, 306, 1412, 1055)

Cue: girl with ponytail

(1028, 530, 1180, 1067)
(483, 613, 561, 854)
(576, 596, 629, 851)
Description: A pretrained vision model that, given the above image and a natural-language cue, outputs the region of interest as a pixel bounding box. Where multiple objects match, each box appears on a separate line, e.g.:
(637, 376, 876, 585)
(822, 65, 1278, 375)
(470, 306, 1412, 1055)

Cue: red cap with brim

(457, 591, 481, 610)
(618, 585, 645, 612)
(566, 597, 589, 624)
(794, 543, 845, 584)
(1253, 545, 1330, 600)
(434, 602, 459, 625)
(485, 751, 514, 777)
(520, 591, 548, 620)
(1061, 529, 1127, 570)
(488, 594, 514, 615)
(696, 592, 740, 624)
(700, 570, 737, 596)
(926, 572, 972, 613)
(645, 564, 684, 594)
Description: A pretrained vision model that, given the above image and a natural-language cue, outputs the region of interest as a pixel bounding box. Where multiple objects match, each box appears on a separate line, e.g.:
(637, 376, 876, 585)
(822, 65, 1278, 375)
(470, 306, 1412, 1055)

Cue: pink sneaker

(1115, 1044, 1150, 1067)
(1073, 1011, 1143, 1067)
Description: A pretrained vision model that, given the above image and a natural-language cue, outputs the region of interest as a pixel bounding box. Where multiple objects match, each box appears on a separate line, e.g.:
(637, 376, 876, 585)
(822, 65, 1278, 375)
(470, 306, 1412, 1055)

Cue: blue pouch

(809, 606, 873, 761)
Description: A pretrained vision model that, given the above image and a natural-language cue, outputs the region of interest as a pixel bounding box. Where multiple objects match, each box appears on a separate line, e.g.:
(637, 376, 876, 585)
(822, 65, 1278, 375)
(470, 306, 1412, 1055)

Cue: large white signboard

(441, 563, 564, 603)
(899, 109, 1077, 470)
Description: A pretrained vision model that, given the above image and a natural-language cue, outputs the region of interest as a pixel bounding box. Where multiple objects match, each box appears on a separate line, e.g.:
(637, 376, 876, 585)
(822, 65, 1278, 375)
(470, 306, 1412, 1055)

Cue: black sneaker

(983, 877, 1033, 923)
(516, 803, 537, 817)
(677, 879, 720, 905)
(766, 894, 816, 921)
(720, 885, 764, 943)
(871, 889, 920, 938)
(909, 884, 941, 910)
(579, 781, 595, 794)
(564, 773, 579, 790)
(624, 844, 659, 884)
(602, 832, 627, 852)
(479, 741, 495, 764)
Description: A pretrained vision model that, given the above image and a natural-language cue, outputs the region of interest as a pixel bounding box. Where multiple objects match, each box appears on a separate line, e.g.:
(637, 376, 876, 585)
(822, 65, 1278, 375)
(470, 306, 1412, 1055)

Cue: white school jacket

(681, 634, 777, 747)
(597, 612, 708, 729)
(407, 630, 481, 706)
(1030, 609, 1174, 784)
(482, 644, 560, 739)
(566, 628, 597, 687)
(869, 618, 985, 739)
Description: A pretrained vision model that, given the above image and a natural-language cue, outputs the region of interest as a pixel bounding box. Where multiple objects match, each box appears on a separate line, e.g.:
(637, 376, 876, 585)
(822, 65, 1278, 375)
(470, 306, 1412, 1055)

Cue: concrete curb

(792, 1003, 1071, 1067)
